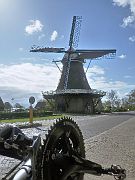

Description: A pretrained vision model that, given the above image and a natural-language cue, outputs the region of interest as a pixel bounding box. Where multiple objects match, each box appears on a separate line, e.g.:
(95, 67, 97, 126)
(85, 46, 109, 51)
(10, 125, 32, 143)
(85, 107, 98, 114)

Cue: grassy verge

(0, 115, 63, 124)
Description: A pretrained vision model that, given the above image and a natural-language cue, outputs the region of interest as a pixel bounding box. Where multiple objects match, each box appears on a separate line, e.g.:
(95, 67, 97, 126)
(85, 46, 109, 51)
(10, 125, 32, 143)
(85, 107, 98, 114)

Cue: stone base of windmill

(55, 95, 95, 114)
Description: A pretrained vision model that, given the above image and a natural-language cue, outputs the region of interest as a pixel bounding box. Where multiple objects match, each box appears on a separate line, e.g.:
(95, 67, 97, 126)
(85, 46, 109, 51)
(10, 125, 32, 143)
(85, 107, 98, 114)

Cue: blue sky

(0, 0, 135, 107)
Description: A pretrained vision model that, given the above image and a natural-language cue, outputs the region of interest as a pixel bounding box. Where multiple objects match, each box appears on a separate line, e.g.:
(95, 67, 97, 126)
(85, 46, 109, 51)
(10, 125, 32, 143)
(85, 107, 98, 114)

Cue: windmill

(30, 16, 116, 114)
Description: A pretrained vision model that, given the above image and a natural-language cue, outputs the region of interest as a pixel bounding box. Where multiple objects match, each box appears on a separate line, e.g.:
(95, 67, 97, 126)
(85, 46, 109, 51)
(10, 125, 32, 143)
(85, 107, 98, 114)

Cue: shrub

(0, 110, 53, 120)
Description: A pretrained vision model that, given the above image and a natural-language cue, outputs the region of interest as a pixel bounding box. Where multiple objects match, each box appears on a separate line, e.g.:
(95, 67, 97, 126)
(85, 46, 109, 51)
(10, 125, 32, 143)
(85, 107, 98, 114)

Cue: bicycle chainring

(41, 117, 85, 180)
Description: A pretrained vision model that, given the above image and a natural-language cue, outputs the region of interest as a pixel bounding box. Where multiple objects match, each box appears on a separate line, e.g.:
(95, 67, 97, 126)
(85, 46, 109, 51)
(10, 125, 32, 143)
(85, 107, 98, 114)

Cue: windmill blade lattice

(64, 16, 82, 89)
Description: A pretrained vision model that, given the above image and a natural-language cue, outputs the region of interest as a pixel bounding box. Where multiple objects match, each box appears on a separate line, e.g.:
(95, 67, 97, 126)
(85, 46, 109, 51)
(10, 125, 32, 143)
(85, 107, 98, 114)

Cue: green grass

(0, 115, 63, 124)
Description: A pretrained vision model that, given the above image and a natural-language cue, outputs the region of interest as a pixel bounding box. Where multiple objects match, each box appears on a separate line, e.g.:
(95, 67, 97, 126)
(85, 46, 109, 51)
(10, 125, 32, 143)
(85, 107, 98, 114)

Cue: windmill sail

(73, 49, 116, 60)
(30, 47, 65, 53)
(63, 16, 82, 89)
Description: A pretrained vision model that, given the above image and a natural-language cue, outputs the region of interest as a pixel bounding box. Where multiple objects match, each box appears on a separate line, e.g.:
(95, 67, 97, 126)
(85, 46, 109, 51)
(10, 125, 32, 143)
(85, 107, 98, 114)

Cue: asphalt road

(71, 112, 135, 140)
(84, 114, 135, 180)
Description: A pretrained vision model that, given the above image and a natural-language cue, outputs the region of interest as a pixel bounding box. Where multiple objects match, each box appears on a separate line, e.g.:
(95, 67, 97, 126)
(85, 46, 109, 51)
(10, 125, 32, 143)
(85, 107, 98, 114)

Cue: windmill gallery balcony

(43, 89, 106, 98)
(43, 89, 106, 114)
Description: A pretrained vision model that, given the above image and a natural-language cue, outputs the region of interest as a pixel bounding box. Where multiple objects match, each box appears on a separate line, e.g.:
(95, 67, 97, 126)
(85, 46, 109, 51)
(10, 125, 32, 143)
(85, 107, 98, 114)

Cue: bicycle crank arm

(53, 153, 126, 180)
(53, 153, 102, 180)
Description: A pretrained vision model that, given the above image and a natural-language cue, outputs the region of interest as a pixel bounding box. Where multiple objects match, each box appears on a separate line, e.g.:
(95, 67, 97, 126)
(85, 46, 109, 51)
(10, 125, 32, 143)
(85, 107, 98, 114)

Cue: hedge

(0, 110, 53, 120)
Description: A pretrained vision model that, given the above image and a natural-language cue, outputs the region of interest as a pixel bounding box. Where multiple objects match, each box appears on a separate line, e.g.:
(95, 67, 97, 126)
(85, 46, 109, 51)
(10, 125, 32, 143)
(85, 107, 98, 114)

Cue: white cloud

(121, 15, 135, 27)
(86, 65, 135, 96)
(113, 0, 135, 27)
(86, 65, 105, 76)
(129, 35, 135, 41)
(0, 63, 134, 106)
(0, 63, 60, 106)
(25, 20, 43, 35)
(118, 54, 126, 59)
(113, 0, 131, 7)
(50, 30, 58, 41)
(0, 63, 60, 92)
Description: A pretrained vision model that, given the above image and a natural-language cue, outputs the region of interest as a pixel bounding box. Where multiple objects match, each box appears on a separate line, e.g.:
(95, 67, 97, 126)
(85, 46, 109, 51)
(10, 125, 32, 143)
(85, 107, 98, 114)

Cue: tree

(128, 89, 135, 104)
(106, 90, 119, 110)
(127, 89, 135, 110)
(102, 100, 112, 112)
(115, 99, 121, 109)
(94, 98, 104, 113)
(0, 97, 4, 111)
(121, 97, 129, 109)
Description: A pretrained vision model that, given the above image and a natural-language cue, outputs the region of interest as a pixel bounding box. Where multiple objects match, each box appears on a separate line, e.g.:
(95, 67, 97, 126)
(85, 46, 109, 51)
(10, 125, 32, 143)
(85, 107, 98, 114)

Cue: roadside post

(29, 96, 35, 124)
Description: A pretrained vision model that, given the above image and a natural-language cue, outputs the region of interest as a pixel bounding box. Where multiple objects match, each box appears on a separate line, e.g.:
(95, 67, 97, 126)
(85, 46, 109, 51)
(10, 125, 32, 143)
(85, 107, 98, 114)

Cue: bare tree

(106, 90, 119, 110)
(128, 89, 135, 105)
(126, 89, 135, 110)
